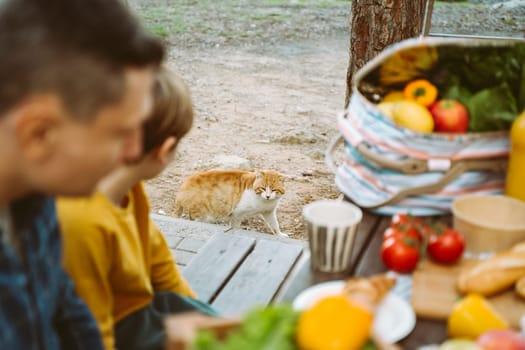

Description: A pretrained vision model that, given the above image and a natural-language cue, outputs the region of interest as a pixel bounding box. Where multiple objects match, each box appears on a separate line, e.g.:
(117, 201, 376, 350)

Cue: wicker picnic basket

(327, 37, 525, 216)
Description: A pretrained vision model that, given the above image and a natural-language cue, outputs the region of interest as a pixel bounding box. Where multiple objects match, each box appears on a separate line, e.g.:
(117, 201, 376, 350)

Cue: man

(0, 0, 165, 348)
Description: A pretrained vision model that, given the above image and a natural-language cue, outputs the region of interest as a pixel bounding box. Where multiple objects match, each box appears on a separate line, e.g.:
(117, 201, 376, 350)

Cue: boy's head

(0, 0, 166, 198)
(131, 67, 194, 180)
(142, 67, 194, 155)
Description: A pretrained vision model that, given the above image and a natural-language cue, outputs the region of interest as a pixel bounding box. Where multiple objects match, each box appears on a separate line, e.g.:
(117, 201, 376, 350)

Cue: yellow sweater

(57, 182, 195, 350)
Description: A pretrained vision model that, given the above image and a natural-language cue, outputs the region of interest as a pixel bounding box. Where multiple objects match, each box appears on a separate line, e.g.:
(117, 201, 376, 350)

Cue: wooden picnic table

(180, 210, 450, 348)
(276, 210, 450, 349)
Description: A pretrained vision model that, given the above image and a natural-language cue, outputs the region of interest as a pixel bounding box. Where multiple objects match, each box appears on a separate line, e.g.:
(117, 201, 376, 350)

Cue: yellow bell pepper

(447, 294, 509, 339)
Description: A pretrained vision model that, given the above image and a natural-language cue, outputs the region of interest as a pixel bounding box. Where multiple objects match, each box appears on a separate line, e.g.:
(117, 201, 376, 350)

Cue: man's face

(27, 67, 154, 197)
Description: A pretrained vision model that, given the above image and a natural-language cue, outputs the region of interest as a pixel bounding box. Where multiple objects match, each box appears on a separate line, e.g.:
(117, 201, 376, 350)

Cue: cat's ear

(155, 136, 178, 165)
(254, 169, 262, 179)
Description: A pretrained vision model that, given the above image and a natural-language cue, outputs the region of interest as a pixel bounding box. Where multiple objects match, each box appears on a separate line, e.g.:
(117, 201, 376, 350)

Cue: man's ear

(14, 96, 61, 161)
(153, 136, 177, 165)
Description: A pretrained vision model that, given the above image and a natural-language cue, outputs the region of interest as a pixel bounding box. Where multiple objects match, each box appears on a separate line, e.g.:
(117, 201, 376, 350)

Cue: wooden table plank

(212, 239, 304, 316)
(354, 216, 391, 276)
(349, 210, 383, 273)
(272, 252, 312, 304)
(182, 233, 255, 303)
(401, 319, 447, 348)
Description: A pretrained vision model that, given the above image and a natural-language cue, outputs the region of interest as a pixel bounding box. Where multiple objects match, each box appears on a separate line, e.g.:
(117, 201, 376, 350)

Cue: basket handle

(326, 135, 508, 209)
(365, 157, 508, 209)
(327, 137, 434, 175)
(325, 135, 344, 174)
(356, 142, 429, 174)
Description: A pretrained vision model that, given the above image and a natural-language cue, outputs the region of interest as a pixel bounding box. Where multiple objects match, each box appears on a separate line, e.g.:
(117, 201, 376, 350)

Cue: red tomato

(381, 236, 420, 273)
(383, 226, 422, 244)
(391, 213, 421, 227)
(389, 214, 423, 242)
(427, 226, 465, 264)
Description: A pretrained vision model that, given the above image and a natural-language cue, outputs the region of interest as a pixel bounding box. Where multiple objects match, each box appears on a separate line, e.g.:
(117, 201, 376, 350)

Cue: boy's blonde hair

(142, 67, 194, 154)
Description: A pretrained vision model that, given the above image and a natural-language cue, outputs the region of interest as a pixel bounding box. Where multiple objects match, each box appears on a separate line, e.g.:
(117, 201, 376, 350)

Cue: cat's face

(253, 170, 285, 201)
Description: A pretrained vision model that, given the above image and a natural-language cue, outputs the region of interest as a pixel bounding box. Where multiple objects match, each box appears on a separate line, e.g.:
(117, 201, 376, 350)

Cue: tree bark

(344, 0, 434, 107)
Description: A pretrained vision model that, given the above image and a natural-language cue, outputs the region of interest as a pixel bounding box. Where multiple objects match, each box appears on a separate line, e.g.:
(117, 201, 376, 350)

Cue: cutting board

(411, 259, 525, 328)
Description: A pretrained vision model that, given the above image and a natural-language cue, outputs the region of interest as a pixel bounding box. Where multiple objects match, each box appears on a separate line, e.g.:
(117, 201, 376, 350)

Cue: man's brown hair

(142, 67, 194, 154)
(0, 0, 165, 120)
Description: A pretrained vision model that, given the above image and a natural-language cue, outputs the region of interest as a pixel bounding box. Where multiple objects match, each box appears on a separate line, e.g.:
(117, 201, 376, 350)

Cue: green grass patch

(138, 6, 187, 36)
(149, 24, 169, 37)
(251, 12, 292, 22)
(131, 0, 350, 45)
(501, 18, 517, 25)
(266, 0, 349, 5)
(435, 1, 473, 7)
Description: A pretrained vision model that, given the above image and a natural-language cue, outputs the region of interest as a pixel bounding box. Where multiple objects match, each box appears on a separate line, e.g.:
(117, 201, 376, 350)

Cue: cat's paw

(277, 232, 289, 238)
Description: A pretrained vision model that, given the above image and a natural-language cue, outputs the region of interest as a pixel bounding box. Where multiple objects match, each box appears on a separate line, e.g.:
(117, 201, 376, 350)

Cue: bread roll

(457, 243, 525, 296)
(343, 273, 396, 307)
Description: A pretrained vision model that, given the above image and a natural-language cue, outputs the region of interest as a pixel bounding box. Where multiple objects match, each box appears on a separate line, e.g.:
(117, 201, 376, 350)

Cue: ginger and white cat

(174, 169, 287, 236)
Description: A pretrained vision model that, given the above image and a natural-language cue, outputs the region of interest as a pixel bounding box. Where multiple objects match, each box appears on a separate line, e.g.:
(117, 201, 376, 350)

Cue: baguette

(457, 242, 525, 296)
(516, 275, 525, 299)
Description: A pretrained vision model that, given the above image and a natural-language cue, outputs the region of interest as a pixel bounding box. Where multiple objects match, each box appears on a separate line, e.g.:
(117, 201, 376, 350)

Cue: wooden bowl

(451, 194, 525, 259)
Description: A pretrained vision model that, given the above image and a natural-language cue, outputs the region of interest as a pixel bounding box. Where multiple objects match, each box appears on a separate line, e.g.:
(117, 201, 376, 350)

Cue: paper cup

(303, 200, 363, 273)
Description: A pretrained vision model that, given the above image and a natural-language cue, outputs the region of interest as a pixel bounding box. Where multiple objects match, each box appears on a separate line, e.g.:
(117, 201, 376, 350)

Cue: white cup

(303, 199, 363, 273)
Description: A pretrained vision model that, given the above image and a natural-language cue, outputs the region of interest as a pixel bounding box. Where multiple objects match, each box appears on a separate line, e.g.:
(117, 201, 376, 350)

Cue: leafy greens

(436, 42, 525, 132)
(193, 304, 299, 350)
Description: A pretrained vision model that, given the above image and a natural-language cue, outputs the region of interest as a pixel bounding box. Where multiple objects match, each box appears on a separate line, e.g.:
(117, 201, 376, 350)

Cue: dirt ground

(138, 1, 525, 239)
(146, 38, 345, 239)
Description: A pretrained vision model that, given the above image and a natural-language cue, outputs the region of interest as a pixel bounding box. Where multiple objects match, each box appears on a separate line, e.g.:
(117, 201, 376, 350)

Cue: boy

(57, 68, 216, 350)
(0, 0, 164, 348)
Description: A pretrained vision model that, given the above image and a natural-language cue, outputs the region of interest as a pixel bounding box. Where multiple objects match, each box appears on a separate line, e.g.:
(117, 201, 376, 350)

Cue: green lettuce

(192, 304, 381, 350)
(466, 84, 518, 132)
(437, 42, 525, 132)
(519, 59, 525, 112)
(193, 304, 299, 350)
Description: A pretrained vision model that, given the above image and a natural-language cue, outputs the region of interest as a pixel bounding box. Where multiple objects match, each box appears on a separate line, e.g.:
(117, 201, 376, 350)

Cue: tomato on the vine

(427, 226, 465, 264)
(381, 214, 465, 269)
(391, 213, 422, 228)
(381, 236, 420, 273)
(388, 213, 423, 243)
(383, 226, 422, 244)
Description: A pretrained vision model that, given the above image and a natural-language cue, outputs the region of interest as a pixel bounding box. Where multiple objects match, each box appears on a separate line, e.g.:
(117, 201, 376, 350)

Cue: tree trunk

(344, 0, 434, 107)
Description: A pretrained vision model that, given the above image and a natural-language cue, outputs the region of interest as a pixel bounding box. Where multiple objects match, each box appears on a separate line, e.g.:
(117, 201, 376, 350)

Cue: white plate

(292, 280, 416, 344)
